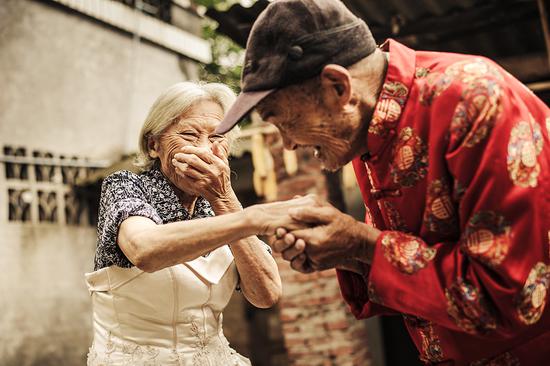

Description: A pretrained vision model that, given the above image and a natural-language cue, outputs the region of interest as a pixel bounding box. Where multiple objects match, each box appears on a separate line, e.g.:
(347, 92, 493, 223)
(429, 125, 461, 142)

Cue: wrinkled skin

(257, 57, 388, 273)
(148, 99, 233, 208)
(256, 80, 366, 172)
(269, 196, 379, 274)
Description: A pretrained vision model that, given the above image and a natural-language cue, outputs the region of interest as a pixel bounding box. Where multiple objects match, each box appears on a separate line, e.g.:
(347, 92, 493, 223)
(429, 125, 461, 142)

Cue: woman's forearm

(230, 236, 282, 308)
(120, 194, 313, 273)
(120, 208, 258, 272)
(210, 193, 282, 308)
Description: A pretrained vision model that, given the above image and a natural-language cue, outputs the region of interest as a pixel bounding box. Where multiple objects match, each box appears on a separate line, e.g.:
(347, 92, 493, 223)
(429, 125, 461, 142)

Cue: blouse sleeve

(94, 170, 163, 270)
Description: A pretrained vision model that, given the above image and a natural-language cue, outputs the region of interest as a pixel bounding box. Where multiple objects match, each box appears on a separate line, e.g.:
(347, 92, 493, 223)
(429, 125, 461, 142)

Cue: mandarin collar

(363, 39, 416, 163)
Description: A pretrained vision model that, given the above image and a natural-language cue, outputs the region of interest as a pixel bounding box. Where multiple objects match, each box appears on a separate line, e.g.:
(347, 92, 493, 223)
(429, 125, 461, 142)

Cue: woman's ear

(320, 64, 352, 109)
(147, 135, 160, 159)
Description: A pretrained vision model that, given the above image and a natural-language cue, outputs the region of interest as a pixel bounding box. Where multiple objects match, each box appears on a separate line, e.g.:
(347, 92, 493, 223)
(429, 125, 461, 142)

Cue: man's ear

(319, 64, 352, 108)
(147, 135, 160, 159)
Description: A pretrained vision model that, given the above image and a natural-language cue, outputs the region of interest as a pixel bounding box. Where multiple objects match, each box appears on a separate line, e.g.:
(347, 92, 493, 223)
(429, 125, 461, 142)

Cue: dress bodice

(85, 245, 251, 366)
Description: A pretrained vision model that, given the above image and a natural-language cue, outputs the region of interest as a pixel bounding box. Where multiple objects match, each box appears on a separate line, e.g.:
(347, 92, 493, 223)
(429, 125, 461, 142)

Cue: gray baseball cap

(216, 0, 377, 134)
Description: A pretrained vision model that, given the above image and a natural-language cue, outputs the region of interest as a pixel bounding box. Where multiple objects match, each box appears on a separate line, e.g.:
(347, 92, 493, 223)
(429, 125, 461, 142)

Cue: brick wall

(265, 133, 373, 366)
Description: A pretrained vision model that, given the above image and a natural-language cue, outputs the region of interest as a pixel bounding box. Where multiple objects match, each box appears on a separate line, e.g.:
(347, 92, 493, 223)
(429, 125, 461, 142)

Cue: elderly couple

(86, 0, 550, 365)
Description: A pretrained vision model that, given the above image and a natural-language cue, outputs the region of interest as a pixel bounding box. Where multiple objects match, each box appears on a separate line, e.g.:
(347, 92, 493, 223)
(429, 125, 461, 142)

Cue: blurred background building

(1, 0, 549, 365)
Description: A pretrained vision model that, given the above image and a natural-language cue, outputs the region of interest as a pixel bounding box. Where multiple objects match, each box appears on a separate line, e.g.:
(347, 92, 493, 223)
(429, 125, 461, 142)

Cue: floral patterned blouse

(94, 165, 218, 270)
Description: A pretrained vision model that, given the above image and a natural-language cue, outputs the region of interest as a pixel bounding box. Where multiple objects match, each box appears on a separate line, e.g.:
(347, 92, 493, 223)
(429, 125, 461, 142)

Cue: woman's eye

(209, 134, 226, 141)
(180, 132, 198, 140)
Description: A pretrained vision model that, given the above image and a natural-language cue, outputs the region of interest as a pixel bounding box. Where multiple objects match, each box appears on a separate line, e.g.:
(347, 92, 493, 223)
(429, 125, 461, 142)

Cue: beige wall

(0, 1, 201, 365)
(0, 0, 198, 160)
(0, 225, 96, 366)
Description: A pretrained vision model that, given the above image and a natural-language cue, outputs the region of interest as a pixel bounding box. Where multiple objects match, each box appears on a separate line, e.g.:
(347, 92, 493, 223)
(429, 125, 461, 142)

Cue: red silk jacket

(337, 40, 550, 365)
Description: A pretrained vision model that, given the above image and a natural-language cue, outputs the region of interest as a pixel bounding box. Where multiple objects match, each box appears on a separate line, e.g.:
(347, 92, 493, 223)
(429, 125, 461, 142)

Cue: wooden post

(537, 0, 550, 70)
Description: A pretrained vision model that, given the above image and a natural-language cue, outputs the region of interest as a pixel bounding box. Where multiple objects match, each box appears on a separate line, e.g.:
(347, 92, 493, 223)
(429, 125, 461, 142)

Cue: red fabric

(337, 40, 550, 365)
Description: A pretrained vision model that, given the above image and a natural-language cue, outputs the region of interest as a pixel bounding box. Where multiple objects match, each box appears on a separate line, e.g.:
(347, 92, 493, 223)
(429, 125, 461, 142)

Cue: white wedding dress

(85, 245, 251, 366)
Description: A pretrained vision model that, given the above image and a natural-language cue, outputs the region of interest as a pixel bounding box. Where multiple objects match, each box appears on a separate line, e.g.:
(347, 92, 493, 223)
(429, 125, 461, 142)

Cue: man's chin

(320, 159, 345, 172)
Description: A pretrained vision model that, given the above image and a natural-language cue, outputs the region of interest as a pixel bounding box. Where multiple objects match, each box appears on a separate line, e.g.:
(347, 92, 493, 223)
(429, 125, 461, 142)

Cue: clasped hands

(268, 195, 380, 275)
(170, 145, 379, 274)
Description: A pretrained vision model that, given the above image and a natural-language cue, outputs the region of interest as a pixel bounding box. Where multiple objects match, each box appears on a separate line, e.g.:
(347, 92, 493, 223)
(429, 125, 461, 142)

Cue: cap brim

(216, 89, 275, 134)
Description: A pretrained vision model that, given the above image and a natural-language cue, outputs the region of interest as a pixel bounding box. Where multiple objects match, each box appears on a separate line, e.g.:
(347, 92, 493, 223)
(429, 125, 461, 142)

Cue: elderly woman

(85, 82, 311, 366)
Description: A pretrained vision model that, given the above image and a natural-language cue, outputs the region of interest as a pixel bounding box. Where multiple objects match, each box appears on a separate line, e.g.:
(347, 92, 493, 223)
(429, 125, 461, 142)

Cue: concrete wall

(0, 225, 96, 366)
(0, 1, 200, 365)
(0, 0, 198, 160)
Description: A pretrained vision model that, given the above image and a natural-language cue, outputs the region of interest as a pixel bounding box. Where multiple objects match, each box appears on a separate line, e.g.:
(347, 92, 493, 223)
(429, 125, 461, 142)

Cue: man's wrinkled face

(257, 82, 362, 171)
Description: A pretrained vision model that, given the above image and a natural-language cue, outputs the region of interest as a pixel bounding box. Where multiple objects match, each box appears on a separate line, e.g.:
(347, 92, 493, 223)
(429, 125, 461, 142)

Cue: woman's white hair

(135, 81, 240, 171)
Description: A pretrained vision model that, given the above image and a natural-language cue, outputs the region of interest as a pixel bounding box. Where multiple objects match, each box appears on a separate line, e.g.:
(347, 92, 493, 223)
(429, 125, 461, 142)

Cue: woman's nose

(195, 136, 213, 150)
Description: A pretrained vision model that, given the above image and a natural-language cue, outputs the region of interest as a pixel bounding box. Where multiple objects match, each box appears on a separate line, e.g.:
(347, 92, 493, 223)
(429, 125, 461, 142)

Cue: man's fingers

(272, 237, 293, 253)
(284, 233, 296, 245)
(285, 228, 316, 244)
(282, 240, 306, 261)
(288, 206, 335, 224)
(291, 254, 314, 274)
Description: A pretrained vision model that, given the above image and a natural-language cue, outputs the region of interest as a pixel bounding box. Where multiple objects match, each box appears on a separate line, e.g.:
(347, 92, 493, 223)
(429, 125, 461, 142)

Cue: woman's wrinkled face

(149, 99, 228, 191)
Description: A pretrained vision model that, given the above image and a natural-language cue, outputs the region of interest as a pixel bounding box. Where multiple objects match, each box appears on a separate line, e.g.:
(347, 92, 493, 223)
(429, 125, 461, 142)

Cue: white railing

(0, 147, 108, 225)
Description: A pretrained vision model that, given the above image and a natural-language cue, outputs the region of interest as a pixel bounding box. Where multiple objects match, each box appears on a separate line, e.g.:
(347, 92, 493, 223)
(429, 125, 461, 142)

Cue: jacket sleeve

(366, 71, 550, 338)
(336, 158, 401, 318)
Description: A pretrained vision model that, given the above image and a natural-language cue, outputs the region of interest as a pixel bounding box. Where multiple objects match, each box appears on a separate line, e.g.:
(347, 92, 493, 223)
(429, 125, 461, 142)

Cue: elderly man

(216, 0, 550, 364)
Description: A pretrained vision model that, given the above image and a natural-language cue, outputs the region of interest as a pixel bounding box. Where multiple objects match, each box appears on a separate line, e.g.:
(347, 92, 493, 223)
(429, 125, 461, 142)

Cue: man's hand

(271, 227, 315, 273)
(272, 200, 380, 272)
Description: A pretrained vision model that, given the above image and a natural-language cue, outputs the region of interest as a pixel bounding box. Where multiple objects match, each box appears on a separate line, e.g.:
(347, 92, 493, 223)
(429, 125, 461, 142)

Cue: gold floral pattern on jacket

(452, 179, 467, 203)
(382, 200, 409, 232)
(369, 81, 409, 136)
(507, 116, 544, 188)
(403, 315, 445, 363)
(445, 58, 503, 84)
(445, 278, 497, 334)
(415, 67, 430, 78)
(449, 78, 502, 149)
(470, 352, 520, 366)
(390, 127, 428, 187)
(516, 262, 549, 325)
(460, 211, 510, 267)
(424, 179, 459, 235)
(380, 231, 436, 274)
(418, 71, 454, 106)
